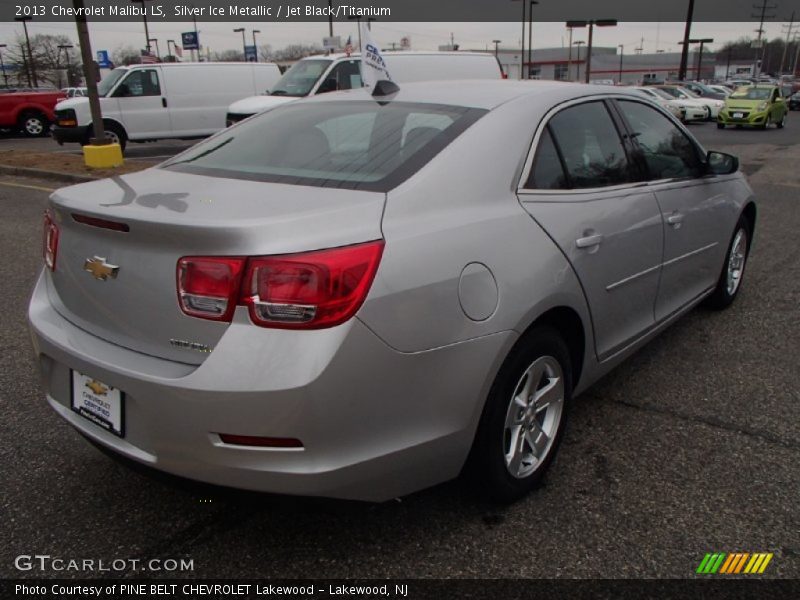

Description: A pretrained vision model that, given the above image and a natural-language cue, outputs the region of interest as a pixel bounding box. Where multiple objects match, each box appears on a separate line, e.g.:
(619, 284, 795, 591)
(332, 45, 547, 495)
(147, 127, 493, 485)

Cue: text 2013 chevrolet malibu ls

(29, 81, 755, 502)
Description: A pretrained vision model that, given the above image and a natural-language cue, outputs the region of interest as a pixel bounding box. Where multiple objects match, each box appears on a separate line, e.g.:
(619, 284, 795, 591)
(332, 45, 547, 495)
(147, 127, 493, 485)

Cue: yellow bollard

(82, 143, 124, 169)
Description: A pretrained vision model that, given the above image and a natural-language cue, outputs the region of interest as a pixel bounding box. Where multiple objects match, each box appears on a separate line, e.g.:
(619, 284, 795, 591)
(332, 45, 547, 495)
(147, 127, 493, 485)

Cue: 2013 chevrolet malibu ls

(29, 81, 755, 502)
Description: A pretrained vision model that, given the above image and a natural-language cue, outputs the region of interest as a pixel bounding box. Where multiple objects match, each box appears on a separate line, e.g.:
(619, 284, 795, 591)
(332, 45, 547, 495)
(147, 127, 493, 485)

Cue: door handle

(576, 234, 604, 249)
(162, 97, 168, 108)
(667, 212, 684, 228)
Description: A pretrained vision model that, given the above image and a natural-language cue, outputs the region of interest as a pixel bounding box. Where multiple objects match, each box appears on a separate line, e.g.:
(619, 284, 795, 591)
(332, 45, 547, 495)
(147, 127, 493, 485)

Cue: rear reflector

(218, 434, 304, 449)
(72, 213, 130, 232)
(177, 257, 245, 322)
(42, 211, 59, 272)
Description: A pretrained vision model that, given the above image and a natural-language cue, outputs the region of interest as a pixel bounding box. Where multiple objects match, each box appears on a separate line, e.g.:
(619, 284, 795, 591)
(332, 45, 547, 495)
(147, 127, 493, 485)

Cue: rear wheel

(704, 217, 750, 310)
(19, 111, 48, 137)
(466, 326, 572, 503)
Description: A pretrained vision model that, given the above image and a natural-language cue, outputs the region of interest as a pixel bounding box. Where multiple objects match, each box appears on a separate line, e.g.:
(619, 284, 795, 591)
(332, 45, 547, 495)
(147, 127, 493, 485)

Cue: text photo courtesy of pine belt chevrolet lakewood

(29, 79, 755, 502)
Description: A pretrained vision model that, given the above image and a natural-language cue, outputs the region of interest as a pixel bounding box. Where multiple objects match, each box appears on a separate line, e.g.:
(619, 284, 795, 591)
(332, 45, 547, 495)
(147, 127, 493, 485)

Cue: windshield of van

(163, 101, 486, 192)
(269, 59, 332, 96)
(730, 88, 771, 100)
(98, 68, 128, 97)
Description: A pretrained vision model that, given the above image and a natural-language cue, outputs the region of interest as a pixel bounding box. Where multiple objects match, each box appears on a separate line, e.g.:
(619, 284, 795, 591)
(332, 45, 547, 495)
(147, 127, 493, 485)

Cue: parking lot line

(0, 180, 56, 193)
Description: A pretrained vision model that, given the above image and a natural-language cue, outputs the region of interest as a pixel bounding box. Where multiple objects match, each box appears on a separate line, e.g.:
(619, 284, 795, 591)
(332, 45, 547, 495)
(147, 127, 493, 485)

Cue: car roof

(303, 79, 630, 111)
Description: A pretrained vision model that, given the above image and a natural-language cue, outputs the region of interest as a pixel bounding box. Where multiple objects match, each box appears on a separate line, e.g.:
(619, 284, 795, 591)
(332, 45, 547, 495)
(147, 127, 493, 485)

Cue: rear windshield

(163, 101, 486, 192)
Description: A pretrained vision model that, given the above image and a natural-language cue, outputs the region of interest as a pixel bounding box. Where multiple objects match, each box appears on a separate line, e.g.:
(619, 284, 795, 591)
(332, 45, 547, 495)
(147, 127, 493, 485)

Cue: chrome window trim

(517, 94, 706, 196)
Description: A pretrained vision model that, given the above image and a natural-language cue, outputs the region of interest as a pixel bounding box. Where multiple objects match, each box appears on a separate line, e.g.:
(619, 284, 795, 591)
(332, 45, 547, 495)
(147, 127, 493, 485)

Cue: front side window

(114, 69, 160, 97)
(616, 100, 703, 180)
(317, 60, 363, 94)
(163, 101, 486, 192)
(545, 101, 632, 189)
(270, 59, 332, 97)
(98, 68, 127, 97)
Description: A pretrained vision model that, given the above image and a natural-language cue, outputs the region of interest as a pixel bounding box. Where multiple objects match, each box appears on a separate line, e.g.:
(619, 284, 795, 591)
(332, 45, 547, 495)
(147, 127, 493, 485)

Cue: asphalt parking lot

(0, 118, 798, 581)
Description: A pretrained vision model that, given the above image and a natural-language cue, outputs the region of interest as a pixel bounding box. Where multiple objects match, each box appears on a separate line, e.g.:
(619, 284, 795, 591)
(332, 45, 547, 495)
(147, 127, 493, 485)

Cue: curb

(0, 164, 96, 185)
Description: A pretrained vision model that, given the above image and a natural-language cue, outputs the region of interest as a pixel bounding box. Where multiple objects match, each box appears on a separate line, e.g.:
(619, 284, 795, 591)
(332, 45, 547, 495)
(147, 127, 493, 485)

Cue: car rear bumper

(28, 270, 511, 501)
(52, 125, 89, 145)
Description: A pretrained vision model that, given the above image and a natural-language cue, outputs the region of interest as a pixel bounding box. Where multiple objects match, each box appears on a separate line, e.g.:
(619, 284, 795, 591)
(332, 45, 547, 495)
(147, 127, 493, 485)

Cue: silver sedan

(29, 81, 755, 502)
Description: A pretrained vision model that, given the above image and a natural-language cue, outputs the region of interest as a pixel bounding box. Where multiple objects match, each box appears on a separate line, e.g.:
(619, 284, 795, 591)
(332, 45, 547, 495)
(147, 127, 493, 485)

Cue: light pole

(167, 39, 175, 61)
(573, 40, 585, 81)
(512, 0, 526, 79)
(233, 28, 246, 61)
(567, 19, 617, 84)
(678, 38, 713, 80)
(492, 39, 502, 59)
(58, 44, 74, 86)
(528, 1, 539, 79)
(567, 26, 573, 80)
(15, 15, 37, 88)
(130, 0, 153, 53)
(148, 38, 160, 60)
(252, 29, 260, 61)
(618, 44, 624, 84)
(0, 44, 8, 87)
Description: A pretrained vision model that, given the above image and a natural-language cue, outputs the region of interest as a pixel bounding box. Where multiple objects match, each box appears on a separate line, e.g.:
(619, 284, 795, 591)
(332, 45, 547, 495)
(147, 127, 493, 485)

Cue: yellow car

(718, 85, 788, 129)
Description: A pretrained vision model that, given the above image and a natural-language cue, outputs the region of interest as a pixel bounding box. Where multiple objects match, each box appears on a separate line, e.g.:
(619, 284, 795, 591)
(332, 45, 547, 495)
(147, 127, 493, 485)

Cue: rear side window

(164, 101, 486, 192)
(545, 101, 632, 189)
(616, 100, 703, 180)
(526, 127, 568, 189)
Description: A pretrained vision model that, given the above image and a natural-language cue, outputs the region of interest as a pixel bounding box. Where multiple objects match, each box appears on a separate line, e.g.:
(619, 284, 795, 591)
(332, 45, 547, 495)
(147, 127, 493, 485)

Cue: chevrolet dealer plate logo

(83, 256, 119, 281)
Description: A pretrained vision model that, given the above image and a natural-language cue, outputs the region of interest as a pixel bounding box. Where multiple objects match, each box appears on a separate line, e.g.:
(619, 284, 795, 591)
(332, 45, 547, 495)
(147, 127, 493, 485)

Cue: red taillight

(43, 211, 59, 272)
(177, 241, 384, 329)
(240, 240, 384, 329)
(177, 257, 245, 321)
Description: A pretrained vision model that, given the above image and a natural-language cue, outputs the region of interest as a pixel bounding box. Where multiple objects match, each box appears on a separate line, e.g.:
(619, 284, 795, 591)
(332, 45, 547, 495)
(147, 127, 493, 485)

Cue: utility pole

(15, 16, 38, 88)
(573, 40, 585, 81)
(528, 1, 539, 79)
(780, 12, 797, 74)
(72, 0, 106, 146)
(130, 0, 153, 53)
(0, 44, 8, 87)
(618, 44, 624, 84)
(328, 0, 334, 37)
(678, 0, 695, 81)
(567, 26, 573, 81)
(751, 0, 777, 78)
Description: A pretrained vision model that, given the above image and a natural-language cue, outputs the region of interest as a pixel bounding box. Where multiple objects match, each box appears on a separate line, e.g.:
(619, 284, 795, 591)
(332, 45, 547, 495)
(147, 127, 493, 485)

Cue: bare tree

(4, 33, 80, 88)
(112, 44, 142, 67)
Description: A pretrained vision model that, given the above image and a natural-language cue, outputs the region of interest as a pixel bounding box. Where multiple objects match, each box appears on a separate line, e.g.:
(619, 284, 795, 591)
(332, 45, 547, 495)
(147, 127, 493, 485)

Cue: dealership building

(488, 46, 718, 84)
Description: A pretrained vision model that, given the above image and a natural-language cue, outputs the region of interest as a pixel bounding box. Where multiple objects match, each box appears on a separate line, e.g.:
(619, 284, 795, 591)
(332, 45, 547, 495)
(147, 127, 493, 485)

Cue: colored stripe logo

(696, 552, 773, 574)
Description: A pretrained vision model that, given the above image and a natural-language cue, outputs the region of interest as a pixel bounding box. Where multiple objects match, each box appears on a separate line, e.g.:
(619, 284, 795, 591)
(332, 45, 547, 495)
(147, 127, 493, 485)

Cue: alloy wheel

(726, 228, 748, 297)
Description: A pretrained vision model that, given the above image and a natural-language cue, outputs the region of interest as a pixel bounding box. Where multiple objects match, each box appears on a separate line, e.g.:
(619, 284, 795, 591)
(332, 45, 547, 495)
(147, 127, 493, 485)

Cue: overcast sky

(0, 20, 793, 57)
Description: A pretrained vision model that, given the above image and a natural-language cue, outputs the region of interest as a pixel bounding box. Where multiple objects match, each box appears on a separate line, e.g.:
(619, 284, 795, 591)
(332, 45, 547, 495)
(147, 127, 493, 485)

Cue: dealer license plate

(71, 371, 124, 437)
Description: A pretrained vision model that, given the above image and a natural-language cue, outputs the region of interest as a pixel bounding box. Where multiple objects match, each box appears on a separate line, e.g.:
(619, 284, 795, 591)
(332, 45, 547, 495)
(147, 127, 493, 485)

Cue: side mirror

(707, 151, 738, 175)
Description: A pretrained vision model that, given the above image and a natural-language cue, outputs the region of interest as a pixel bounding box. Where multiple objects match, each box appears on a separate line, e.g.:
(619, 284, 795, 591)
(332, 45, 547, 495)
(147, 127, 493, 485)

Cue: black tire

(703, 217, 751, 310)
(466, 326, 572, 503)
(19, 111, 48, 137)
(776, 113, 786, 129)
(717, 122, 725, 129)
(87, 122, 127, 152)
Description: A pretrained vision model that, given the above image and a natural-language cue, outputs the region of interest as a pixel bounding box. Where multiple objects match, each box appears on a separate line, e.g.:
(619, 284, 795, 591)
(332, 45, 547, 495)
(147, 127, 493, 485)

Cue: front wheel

(704, 218, 750, 310)
(19, 111, 48, 137)
(466, 326, 572, 503)
(776, 113, 786, 129)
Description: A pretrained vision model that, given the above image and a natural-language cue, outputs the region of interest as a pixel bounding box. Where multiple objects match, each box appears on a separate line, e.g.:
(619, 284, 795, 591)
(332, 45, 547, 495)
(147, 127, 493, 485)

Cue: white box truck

(53, 62, 282, 151)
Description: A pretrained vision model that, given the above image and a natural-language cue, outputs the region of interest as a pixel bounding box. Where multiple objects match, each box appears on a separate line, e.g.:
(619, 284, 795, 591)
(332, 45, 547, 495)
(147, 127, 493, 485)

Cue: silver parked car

(29, 81, 755, 502)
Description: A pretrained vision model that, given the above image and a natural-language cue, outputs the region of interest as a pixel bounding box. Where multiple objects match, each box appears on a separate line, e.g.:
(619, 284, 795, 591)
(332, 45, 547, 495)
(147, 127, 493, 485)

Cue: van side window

(319, 61, 362, 93)
(547, 101, 632, 189)
(115, 70, 161, 97)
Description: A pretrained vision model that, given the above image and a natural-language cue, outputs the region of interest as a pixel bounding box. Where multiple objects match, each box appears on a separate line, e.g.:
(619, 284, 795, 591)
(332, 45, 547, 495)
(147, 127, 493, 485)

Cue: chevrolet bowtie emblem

(84, 256, 119, 281)
(86, 380, 109, 396)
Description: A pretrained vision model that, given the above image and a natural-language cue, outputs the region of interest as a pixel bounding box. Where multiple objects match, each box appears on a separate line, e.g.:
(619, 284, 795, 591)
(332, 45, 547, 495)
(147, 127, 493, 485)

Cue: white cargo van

(226, 51, 504, 125)
(53, 62, 282, 151)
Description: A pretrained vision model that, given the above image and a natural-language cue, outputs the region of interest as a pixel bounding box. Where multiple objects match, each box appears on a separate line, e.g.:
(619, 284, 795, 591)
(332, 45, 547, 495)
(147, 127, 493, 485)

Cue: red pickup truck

(0, 90, 66, 137)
